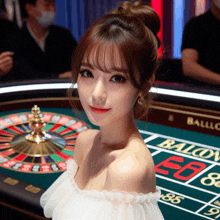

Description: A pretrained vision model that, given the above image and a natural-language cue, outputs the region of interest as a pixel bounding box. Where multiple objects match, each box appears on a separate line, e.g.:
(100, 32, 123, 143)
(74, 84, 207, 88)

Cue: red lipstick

(90, 106, 110, 114)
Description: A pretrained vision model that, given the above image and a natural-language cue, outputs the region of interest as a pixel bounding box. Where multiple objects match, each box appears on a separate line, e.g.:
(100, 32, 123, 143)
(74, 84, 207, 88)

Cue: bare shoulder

(75, 128, 99, 144)
(73, 129, 99, 165)
(105, 139, 156, 194)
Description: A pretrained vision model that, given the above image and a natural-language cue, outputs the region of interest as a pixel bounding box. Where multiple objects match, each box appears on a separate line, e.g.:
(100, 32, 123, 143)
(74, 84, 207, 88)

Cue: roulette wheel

(0, 105, 90, 174)
(0, 102, 93, 220)
(0, 79, 95, 219)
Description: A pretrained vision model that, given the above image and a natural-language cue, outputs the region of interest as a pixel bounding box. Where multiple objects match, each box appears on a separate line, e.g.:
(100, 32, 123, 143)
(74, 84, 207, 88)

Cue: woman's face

(77, 44, 141, 127)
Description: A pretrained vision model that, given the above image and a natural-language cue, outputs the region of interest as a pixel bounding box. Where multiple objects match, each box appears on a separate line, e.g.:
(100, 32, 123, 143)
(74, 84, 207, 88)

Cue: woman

(40, 1, 164, 219)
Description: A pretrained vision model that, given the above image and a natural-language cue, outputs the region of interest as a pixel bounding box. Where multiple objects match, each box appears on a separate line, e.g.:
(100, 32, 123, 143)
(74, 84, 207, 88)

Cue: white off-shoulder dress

(40, 159, 164, 220)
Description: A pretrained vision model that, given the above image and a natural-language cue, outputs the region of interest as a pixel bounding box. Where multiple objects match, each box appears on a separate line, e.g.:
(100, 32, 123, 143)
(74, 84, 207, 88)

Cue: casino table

(0, 79, 220, 220)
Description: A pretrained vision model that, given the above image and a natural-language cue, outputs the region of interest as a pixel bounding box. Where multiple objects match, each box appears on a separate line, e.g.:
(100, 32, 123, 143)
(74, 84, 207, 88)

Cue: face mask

(214, 0, 220, 9)
(36, 10, 55, 28)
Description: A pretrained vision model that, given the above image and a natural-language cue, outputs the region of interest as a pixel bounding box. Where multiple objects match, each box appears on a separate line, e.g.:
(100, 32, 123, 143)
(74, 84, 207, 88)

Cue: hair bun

(111, 1, 161, 48)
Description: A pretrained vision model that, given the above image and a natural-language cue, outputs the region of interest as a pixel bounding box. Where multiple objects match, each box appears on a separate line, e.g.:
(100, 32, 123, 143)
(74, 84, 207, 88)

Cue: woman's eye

(111, 75, 126, 83)
(79, 70, 93, 78)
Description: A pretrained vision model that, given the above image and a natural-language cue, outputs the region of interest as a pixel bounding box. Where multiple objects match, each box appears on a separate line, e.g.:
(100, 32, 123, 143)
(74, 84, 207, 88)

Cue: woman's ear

(142, 74, 155, 96)
(138, 74, 155, 97)
(149, 74, 155, 87)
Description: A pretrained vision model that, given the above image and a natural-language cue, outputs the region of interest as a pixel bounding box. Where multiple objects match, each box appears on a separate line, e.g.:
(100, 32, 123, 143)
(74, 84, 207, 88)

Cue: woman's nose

(92, 80, 107, 104)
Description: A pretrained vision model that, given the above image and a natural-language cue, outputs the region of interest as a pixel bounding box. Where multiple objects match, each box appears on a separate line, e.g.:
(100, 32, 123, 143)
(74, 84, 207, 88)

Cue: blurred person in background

(181, 0, 220, 87)
(0, 0, 20, 81)
(5, 0, 77, 81)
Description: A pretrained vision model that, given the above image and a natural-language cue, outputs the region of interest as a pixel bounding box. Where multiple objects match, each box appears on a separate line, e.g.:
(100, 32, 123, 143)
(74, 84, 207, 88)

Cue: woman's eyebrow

(80, 63, 128, 74)
(111, 67, 129, 73)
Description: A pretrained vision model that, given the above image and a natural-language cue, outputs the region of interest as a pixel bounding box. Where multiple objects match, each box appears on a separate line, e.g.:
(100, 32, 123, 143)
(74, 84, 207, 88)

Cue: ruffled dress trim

(40, 159, 165, 220)
(67, 159, 162, 204)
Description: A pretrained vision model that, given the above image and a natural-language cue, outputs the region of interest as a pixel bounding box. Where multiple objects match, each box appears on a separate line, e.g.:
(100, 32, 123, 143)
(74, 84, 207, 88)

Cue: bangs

(72, 13, 152, 89)
(82, 42, 129, 75)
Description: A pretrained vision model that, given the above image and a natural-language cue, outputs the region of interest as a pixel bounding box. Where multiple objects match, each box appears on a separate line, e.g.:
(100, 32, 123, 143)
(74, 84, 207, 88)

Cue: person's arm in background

(181, 16, 220, 86)
(1, 25, 78, 81)
(0, 19, 19, 80)
(182, 48, 220, 85)
(0, 51, 14, 77)
(10, 29, 77, 81)
(0, 22, 60, 81)
(13, 54, 62, 80)
(13, 54, 73, 81)
(57, 28, 78, 79)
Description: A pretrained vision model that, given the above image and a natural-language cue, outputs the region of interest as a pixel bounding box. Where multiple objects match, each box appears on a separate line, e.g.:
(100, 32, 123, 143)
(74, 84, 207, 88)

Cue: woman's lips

(90, 106, 110, 114)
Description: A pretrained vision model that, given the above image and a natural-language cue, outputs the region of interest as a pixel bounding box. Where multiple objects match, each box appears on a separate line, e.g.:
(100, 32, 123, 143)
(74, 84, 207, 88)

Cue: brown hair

(69, 1, 161, 120)
(110, 0, 161, 48)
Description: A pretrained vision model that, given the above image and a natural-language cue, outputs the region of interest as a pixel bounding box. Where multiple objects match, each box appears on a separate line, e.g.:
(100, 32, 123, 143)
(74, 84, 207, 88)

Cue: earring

(138, 96, 144, 105)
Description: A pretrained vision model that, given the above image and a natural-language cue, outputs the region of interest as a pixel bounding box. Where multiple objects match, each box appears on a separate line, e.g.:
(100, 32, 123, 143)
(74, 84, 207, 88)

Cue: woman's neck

(98, 111, 140, 150)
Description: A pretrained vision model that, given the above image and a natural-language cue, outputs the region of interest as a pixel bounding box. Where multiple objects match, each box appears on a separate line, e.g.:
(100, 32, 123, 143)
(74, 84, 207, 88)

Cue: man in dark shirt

(0, 19, 18, 80)
(0, 1, 20, 81)
(181, 0, 220, 87)
(13, 0, 77, 80)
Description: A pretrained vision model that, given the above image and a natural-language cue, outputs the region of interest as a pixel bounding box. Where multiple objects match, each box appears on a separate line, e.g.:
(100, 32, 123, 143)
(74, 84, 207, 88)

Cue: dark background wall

(55, 0, 211, 59)
(0, 0, 212, 59)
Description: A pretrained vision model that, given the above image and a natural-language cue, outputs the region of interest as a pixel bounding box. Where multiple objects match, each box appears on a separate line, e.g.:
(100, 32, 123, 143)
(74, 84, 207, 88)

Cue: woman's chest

(74, 156, 109, 191)
(74, 147, 125, 191)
